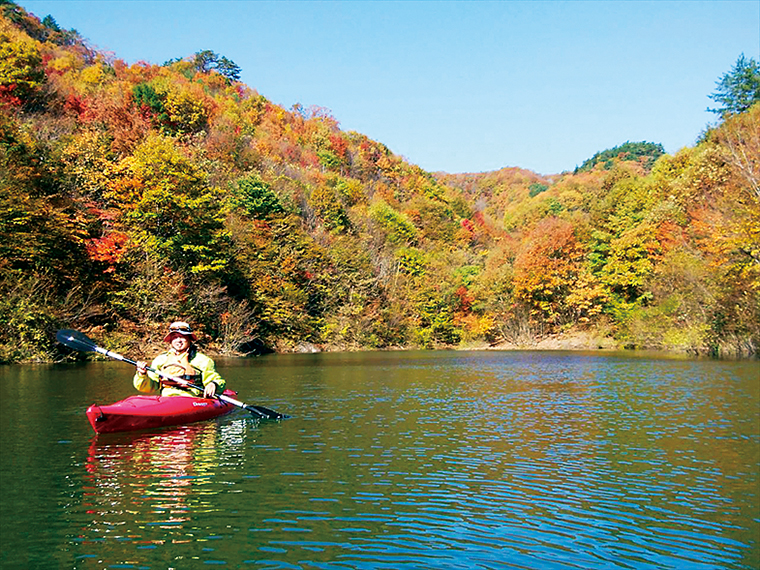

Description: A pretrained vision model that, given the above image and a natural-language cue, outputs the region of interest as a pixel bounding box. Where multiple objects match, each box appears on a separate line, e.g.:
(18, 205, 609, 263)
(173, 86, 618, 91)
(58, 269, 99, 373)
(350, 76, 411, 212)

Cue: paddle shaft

(100, 345, 263, 414)
(56, 329, 283, 419)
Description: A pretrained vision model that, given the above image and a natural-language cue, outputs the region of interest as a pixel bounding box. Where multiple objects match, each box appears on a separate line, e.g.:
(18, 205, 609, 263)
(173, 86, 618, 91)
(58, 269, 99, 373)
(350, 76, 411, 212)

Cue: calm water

(1, 350, 758, 569)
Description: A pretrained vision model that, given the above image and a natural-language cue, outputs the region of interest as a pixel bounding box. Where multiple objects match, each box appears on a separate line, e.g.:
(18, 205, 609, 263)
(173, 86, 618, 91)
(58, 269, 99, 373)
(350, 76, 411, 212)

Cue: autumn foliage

(1, 2, 758, 362)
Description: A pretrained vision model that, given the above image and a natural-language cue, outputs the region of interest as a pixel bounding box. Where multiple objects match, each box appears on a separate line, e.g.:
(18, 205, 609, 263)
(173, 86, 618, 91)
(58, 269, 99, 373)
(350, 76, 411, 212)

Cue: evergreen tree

(708, 54, 760, 118)
(193, 50, 241, 82)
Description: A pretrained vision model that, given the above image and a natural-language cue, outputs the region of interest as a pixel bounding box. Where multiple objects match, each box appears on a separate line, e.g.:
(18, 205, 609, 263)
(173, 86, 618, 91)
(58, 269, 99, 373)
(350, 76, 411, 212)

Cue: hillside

(1, 2, 758, 362)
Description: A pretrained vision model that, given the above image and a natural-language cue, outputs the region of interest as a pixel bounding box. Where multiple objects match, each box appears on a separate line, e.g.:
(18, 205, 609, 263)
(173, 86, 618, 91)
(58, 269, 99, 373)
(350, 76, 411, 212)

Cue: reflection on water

(0, 351, 757, 569)
(80, 419, 252, 552)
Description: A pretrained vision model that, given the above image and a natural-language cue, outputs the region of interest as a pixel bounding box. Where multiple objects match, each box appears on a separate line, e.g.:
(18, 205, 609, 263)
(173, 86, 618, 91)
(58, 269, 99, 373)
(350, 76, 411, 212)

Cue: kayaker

(134, 321, 226, 398)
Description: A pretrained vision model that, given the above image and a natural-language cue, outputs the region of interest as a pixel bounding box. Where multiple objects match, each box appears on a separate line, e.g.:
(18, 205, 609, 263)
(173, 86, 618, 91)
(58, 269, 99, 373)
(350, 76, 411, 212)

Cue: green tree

(577, 142, 665, 173)
(231, 175, 284, 219)
(369, 199, 417, 245)
(132, 83, 168, 121)
(41, 15, 60, 32)
(193, 50, 241, 82)
(708, 54, 760, 118)
(528, 182, 548, 197)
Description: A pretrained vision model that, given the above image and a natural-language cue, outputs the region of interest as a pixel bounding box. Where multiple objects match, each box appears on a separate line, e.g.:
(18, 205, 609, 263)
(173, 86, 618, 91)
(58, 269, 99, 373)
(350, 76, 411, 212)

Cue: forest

(1, 1, 758, 363)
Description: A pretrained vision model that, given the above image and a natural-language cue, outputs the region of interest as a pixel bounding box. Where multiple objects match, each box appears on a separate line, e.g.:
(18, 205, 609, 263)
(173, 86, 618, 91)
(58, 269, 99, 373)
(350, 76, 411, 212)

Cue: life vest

(159, 347, 202, 382)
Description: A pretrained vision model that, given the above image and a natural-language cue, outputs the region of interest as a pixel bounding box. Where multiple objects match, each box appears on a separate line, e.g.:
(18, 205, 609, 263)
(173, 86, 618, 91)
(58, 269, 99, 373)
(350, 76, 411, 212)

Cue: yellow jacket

(133, 347, 225, 397)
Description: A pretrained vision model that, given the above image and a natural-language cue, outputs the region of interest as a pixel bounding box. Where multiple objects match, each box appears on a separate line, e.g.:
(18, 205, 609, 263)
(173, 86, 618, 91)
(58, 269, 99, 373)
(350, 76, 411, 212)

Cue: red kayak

(86, 390, 237, 434)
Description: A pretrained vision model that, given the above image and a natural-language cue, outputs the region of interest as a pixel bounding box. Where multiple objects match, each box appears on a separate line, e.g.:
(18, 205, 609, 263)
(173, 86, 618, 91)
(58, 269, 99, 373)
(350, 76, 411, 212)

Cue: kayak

(85, 390, 237, 434)
(57, 330, 285, 425)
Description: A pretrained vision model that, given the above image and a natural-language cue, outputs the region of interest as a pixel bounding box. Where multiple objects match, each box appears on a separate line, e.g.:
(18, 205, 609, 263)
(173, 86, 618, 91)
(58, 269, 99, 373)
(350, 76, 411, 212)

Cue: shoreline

(7, 330, 755, 366)
(259, 329, 757, 360)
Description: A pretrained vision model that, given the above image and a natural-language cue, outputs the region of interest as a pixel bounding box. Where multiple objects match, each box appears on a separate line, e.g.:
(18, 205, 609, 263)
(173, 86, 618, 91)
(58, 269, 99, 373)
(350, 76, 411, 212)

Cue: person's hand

(136, 361, 148, 375)
(204, 382, 217, 398)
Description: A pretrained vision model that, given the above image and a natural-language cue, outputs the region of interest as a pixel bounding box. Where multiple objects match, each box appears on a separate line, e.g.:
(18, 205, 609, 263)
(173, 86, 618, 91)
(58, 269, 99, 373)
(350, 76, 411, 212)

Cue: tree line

(1, 2, 758, 362)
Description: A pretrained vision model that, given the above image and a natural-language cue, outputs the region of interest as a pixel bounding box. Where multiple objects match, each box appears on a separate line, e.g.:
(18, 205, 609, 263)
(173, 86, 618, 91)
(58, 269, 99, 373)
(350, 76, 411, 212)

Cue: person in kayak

(134, 321, 226, 398)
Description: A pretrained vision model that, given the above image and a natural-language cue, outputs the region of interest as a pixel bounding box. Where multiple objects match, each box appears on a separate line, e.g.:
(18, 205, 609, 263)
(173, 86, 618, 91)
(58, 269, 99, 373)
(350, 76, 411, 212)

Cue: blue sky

(18, 1, 760, 175)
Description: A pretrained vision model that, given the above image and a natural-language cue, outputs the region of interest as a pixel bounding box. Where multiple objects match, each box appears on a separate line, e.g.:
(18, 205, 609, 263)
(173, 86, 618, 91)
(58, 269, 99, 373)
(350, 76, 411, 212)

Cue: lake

(1, 350, 758, 569)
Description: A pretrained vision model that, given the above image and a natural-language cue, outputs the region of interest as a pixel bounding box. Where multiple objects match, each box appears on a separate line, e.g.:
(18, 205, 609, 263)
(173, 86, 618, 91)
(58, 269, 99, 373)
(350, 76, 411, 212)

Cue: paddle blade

(56, 329, 98, 353)
(246, 404, 288, 420)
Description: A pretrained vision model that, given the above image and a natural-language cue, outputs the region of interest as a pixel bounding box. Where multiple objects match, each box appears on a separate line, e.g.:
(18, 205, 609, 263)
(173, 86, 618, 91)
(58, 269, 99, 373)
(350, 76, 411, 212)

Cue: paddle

(56, 329, 286, 419)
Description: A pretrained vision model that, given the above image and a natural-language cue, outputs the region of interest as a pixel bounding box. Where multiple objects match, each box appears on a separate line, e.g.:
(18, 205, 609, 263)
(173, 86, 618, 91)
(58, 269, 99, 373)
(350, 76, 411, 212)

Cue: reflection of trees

(82, 419, 249, 544)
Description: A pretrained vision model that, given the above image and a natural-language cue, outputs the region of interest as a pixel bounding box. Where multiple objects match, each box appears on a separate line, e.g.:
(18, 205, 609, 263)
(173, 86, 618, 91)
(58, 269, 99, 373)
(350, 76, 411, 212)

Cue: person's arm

(194, 353, 225, 397)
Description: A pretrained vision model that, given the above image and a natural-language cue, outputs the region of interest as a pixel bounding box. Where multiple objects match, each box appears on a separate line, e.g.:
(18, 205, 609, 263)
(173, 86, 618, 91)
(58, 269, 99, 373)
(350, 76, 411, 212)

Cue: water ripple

(1, 352, 757, 569)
